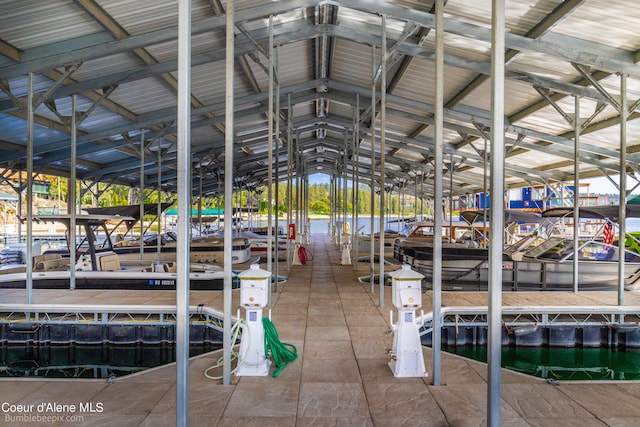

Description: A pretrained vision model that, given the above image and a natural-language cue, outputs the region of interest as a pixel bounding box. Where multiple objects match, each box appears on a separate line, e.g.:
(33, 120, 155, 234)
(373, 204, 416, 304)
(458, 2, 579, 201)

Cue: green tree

(311, 200, 330, 214)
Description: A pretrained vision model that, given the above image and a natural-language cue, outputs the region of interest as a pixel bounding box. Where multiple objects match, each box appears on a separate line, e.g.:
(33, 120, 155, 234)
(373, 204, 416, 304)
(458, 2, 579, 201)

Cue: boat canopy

(541, 205, 640, 223)
(460, 209, 542, 225)
(24, 214, 135, 227)
(85, 203, 173, 236)
(85, 203, 171, 224)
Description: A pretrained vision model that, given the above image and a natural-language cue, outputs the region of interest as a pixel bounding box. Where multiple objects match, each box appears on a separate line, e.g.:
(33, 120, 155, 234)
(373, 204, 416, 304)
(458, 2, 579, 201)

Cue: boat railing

(417, 305, 640, 336)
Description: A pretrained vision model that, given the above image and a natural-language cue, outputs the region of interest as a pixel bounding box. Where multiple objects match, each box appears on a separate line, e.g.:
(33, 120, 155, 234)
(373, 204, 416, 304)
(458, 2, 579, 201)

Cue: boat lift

(418, 305, 640, 348)
(0, 303, 228, 345)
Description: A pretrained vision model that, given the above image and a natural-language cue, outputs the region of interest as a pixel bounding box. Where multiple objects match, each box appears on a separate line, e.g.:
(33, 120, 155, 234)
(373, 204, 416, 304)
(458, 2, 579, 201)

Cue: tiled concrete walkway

(2, 234, 640, 426)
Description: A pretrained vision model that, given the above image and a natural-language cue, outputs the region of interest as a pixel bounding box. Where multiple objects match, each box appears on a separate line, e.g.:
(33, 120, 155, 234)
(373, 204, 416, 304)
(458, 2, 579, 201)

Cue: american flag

(603, 221, 615, 245)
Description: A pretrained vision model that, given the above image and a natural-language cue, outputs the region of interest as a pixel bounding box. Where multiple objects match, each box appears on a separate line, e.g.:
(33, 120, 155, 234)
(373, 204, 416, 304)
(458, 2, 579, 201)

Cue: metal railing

(0, 303, 232, 333)
(417, 305, 640, 336)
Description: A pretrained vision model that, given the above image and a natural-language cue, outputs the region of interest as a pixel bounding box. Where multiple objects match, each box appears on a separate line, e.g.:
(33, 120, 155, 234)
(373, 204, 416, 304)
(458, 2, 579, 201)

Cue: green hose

(262, 317, 297, 378)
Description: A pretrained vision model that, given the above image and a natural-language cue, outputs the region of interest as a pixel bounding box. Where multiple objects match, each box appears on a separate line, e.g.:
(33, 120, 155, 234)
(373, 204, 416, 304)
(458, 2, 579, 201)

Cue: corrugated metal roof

(0, 0, 638, 198)
(552, 0, 640, 49)
(71, 52, 142, 81)
(109, 77, 176, 115)
(0, 1, 102, 49)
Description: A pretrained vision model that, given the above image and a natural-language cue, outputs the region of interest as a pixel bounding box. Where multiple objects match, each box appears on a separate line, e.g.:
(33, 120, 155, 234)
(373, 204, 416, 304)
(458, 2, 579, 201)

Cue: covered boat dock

(3, 234, 640, 425)
(2, 1, 640, 425)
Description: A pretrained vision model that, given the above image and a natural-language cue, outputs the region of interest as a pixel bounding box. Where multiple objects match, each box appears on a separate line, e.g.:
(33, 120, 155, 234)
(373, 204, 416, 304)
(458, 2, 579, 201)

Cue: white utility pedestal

(304, 219, 310, 244)
(340, 235, 352, 265)
(388, 264, 428, 378)
(292, 235, 303, 265)
(334, 221, 343, 245)
(235, 264, 272, 376)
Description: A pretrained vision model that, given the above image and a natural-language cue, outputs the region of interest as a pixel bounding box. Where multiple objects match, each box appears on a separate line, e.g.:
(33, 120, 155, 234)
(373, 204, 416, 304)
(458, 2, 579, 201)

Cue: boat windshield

(399, 221, 480, 242)
(524, 238, 640, 263)
(400, 222, 441, 238)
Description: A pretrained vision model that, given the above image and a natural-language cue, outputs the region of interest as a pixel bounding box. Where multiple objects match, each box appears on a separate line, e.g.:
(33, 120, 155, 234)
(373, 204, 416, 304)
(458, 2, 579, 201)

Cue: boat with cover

(231, 230, 288, 261)
(84, 204, 251, 265)
(0, 214, 229, 290)
(393, 210, 543, 259)
(501, 205, 640, 290)
(392, 212, 515, 263)
(400, 206, 640, 290)
(391, 217, 495, 288)
(398, 206, 640, 291)
(357, 229, 402, 256)
(357, 216, 418, 253)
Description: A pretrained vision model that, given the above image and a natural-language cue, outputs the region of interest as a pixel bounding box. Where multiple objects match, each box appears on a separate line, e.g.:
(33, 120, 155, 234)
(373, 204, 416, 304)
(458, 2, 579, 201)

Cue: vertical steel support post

(353, 95, 360, 267)
(157, 144, 163, 262)
(573, 96, 580, 293)
(17, 174, 22, 237)
(483, 137, 488, 242)
(70, 94, 77, 290)
(432, 0, 444, 386)
(618, 73, 627, 306)
(304, 174, 309, 231)
(335, 174, 340, 228)
(369, 45, 376, 294)
(400, 185, 404, 232)
(343, 140, 347, 234)
(198, 166, 203, 235)
(449, 154, 454, 241)
(301, 175, 309, 232)
(297, 140, 301, 233)
(267, 15, 274, 274)
(488, 0, 505, 425)
(327, 175, 331, 236)
(299, 151, 302, 233)
(416, 176, 420, 217)
(176, 0, 192, 422)
(378, 15, 387, 307)
(223, 0, 235, 386)
(274, 46, 280, 293)
(329, 175, 333, 237)
(287, 93, 293, 267)
(26, 73, 34, 302)
(420, 173, 424, 218)
(139, 132, 145, 260)
(217, 177, 221, 231)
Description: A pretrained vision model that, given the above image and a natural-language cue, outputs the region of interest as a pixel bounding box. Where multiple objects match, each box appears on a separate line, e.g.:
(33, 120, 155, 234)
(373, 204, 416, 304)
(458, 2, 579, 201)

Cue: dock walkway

(2, 234, 640, 426)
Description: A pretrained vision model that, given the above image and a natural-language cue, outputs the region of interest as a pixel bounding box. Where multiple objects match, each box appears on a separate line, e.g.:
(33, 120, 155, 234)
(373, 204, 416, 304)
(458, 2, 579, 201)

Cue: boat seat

(0, 265, 27, 274)
(34, 254, 70, 271)
(33, 253, 59, 267)
(99, 253, 122, 271)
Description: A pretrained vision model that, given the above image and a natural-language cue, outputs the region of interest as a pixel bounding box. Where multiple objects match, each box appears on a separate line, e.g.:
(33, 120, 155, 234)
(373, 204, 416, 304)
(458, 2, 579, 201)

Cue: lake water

(0, 343, 220, 379)
(248, 215, 409, 236)
(445, 345, 640, 381)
